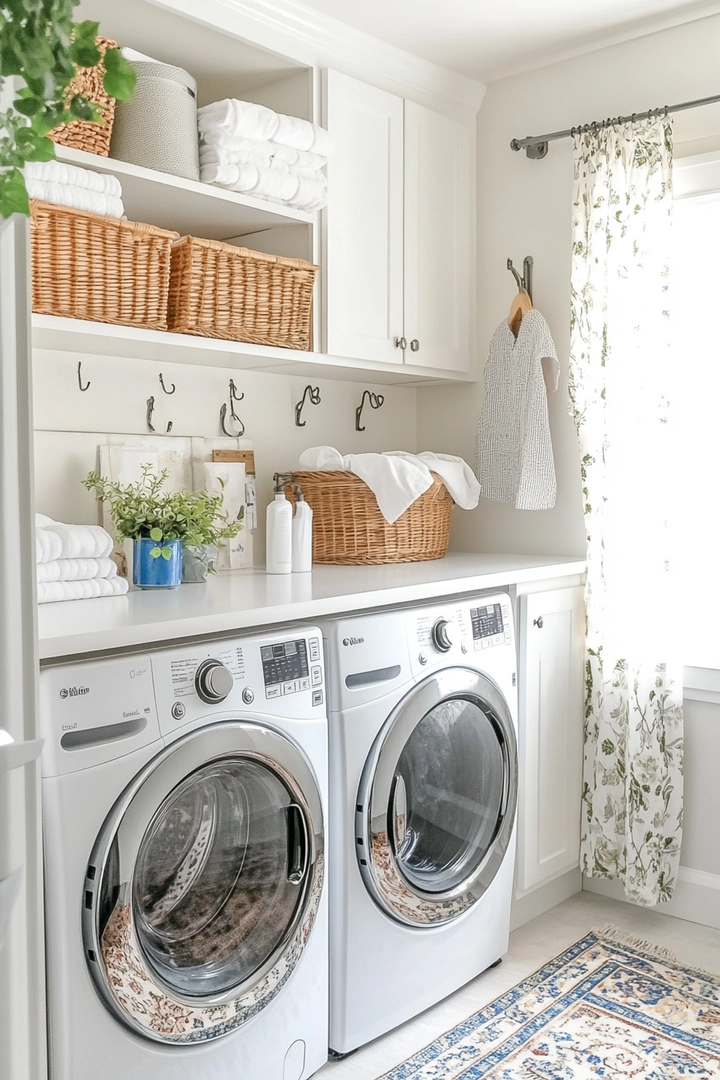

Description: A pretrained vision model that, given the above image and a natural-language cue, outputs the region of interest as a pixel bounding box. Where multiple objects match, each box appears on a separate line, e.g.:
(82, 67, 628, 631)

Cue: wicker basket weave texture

(288, 471, 453, 565)
(167, 236, 320, 350)
(30, 201, 179, 330)
(49, 37, 118, 157)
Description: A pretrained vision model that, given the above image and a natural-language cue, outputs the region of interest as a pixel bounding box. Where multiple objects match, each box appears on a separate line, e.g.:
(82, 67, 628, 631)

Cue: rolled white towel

(36, 557, 118, 583)
(35, 516, 114, 562)
(200, 162, 327, 210)
(25, 180, 125, 218)
(199, 132, 327, 172)
(24, 160, 122, 198)
(198, 100, 334, 158)
(291, 174, 328, 211)
(37, 577, 128, 605)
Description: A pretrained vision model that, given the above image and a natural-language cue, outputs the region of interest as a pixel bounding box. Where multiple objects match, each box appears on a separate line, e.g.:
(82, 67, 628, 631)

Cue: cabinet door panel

(403, 101, 470, 372)
(517, 586, 584, 894)
(324, 70, 404, 364)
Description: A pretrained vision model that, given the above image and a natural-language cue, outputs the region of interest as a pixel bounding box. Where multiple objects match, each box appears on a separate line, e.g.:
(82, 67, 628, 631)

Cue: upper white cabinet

(403, 101, 470, 372)
(323, 70, 404, 366)
(324, 70, 473, 375)
(516, 585, 585, 895)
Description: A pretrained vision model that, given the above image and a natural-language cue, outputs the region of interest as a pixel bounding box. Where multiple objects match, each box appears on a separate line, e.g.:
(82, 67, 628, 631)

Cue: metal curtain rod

(510, 92, 720, 159)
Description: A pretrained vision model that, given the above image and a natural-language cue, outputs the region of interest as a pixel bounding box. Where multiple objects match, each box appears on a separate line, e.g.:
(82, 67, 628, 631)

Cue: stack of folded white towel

(298, 447, 481, 524)
(36, 515, 128, 604)
(24, 160, 125, 218)
(198, 100, 333, 211)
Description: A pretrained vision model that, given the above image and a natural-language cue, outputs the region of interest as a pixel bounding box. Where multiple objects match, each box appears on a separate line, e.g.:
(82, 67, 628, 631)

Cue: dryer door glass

(132, 757, 306, 997)
(393, 697, 504, 893)
(358, 667, 517, 927)
(84, 721, 324, 1044)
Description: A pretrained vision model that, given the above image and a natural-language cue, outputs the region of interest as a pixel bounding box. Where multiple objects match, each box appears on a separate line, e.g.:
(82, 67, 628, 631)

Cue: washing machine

(39, 626, 328, 1080)
(321, 594, 518, 1055)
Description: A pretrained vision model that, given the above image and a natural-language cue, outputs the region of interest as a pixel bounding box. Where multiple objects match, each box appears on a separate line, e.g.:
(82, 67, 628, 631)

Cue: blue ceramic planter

(133, 538, 182, 589)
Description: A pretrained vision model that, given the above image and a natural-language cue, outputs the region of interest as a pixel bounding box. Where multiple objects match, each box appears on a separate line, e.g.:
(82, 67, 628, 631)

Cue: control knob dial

(431, 618, 456, 653)
(195, 659, 234, 704)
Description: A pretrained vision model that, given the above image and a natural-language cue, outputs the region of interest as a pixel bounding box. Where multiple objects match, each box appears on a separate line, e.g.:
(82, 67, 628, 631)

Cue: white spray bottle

(291, 485, 313, 573)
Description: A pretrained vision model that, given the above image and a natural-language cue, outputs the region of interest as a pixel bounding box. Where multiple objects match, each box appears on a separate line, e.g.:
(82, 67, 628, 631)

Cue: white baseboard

(583, 866, 720, 930)
(511, 869, 582, 930)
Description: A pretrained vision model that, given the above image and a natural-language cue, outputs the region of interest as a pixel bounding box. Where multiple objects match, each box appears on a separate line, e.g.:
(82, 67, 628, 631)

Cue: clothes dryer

(321, 595, 518, 1054)
(40, 627, 327, 1080)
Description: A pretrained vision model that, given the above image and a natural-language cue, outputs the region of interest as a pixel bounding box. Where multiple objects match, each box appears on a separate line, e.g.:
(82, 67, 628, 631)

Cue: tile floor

(317, 890, 720, 1080)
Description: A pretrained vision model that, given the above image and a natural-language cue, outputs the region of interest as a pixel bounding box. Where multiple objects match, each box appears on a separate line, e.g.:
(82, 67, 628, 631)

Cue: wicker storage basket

(287, 471, 453, 565)
(49, 37, 118, 157)
(30, 201, 178, 330)
(167, 236, 319, 349)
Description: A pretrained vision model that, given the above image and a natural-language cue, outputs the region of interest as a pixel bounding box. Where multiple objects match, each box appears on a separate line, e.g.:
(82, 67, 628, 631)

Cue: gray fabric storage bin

(110, 60, 199, 181)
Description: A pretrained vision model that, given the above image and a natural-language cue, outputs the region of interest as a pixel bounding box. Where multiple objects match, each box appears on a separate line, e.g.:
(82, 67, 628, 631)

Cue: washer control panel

(471, 600, 512, 650)
(150, 627, 325, 735)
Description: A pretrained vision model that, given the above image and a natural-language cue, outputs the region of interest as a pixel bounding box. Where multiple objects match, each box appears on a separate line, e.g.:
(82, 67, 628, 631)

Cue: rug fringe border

(593, 924, 720, 982)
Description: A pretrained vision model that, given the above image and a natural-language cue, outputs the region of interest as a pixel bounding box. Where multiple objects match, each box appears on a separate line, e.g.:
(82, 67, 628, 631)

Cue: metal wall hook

(355, 389, 384, 432)
(507, 256, 534, 302)
(146, 396, 156, 432)
(229, 379, 244, 403)
(220, 402, 245, 437)
(159, 372, 176, 395)
(295, 384, 321, 427)
(77, 362, 90, 392)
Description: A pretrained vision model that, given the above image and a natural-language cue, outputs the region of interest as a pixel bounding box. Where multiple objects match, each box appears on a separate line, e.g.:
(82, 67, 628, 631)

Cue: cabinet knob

(410, 338, 420, 352)
(533, 616, 544, 629)
(394, 336, 407, 350)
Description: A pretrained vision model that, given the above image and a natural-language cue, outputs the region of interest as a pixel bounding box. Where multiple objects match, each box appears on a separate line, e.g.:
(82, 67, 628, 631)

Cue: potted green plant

(0, 3, 136, 218)
(83, 465, 243, 589)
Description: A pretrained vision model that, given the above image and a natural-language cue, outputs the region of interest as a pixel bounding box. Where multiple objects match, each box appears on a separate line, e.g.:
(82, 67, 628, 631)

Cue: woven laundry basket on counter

(30, 201, 178, 329)
(167, 236, 319, 349)
(287, 471, 453, 564)
(49, 36, 118, 157)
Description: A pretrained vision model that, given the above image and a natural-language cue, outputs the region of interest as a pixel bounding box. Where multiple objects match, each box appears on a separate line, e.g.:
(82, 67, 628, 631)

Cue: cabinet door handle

(394, 336, 407, 350)
(410, 339, 420, 352)
(533, 616, 544, 629)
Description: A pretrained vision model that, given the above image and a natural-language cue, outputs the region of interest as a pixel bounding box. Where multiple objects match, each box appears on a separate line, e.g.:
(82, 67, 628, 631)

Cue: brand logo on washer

(342, 636, 364, 646)
(59, 686, 89, 699)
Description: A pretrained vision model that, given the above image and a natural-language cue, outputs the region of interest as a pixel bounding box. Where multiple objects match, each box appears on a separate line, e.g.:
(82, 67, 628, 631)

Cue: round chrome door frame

(83, 720, 324, 1044)
(356, 667, 517, 928)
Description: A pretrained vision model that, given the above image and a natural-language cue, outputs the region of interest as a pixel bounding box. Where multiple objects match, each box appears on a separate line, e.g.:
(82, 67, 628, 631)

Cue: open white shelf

(54, 146, 316, 240)
(32, 315, 462, 385)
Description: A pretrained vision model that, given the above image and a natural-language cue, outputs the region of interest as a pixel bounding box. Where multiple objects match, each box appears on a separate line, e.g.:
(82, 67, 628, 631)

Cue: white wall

(419, 11, 720, 558)
(33, 351, 417, 558)
(429, 13, 720, 919)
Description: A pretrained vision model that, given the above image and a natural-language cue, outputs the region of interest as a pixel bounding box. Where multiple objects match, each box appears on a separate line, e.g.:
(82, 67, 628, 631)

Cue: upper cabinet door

(403, 101, 471, 372)
(324, 70, 404, 365)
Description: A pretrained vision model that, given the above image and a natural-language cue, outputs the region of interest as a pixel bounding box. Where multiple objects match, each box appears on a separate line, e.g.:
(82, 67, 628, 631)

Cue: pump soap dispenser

(266, 473, 292, 574)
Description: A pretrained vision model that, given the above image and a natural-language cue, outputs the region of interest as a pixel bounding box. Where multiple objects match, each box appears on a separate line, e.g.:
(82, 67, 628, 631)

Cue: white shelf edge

(31, 315, 470, 384)
(53, 146, 317, 229)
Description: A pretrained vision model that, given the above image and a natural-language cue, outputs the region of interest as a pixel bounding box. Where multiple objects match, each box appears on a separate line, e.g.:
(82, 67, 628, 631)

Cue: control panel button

(171, 701, 186, 721)
(311, 666, 323, 686)
(431, 619, 456, 653)
(195, 659, 234, 704)
(282, 681, 296, 695)
(418, 652, 428, 665)
(266, 685, 281, 699)
(242, 688, 254, 705)
(308, 637, 321, 662)
(312, 690, 324, 707)
(300, 677, 310, 691)
(461, 643, 468, 655)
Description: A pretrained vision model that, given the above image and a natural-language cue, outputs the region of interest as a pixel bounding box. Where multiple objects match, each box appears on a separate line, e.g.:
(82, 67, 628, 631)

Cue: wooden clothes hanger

(508, 288, 533, 338)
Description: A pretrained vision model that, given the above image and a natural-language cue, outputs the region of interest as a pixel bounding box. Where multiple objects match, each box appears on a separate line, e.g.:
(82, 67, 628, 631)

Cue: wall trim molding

(583, 867, 720, 931)
(511, 870, 582, 931)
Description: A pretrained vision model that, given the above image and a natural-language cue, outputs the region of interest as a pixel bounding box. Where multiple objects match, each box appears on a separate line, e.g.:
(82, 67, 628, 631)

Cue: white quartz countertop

(37, 553, 586, 662)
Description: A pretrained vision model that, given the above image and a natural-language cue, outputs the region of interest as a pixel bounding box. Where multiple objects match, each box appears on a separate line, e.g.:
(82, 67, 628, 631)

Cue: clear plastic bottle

(291, 488, 313, 573)
(266, 478, 292, 574)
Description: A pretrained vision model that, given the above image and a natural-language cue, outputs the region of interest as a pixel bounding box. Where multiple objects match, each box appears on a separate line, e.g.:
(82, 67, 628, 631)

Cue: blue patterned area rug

(380, 928, 720, 1079)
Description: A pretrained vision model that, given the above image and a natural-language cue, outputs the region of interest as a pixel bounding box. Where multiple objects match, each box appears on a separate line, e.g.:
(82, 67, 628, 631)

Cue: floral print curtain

(569, 116, 684, 906)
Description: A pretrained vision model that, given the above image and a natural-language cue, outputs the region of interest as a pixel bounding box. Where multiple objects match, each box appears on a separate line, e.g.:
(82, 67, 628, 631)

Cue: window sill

(683, 666, 720, 705)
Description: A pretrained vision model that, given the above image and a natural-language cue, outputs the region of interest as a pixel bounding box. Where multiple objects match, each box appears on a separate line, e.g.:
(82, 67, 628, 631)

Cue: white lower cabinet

(516, 585, 585, 896)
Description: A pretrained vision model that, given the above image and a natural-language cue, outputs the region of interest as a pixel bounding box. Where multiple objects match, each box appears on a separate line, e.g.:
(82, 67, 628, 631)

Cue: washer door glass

(133, 758, 307, 998)
(84, 721, 324, 1044)
(393, 697, 505, 894)
(357, 668, 517, 927)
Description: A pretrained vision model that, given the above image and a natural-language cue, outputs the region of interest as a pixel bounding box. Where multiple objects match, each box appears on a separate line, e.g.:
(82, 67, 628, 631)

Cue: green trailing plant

(0, 0, 136, 218)
(83, 465, 243, 569)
